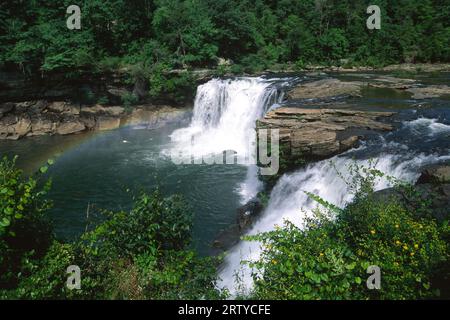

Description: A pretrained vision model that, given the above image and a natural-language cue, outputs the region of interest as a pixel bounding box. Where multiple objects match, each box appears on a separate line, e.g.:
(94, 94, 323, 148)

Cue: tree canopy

(1, 0, 449, 76)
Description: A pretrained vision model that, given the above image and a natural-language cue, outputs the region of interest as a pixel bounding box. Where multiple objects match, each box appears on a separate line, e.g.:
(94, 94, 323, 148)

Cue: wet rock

(237, 199, 263, 232)
(47, 101, 66, 113)
(406, 85, 450, 99)
(416, 162, 450, 184)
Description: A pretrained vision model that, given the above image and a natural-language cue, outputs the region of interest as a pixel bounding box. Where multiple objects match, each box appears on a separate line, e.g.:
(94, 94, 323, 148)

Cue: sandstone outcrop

(257, 107, 395, 164)
(287, 78, 363, 100)
(0, 100, 188, 140)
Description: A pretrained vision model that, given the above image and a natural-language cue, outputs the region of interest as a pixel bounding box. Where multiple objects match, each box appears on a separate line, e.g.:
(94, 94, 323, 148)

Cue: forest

(1, 0, 449, 78)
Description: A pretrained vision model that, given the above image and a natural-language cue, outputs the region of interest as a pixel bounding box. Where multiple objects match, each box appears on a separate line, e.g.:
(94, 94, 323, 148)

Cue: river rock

(81, 104, 125, 116)
(57, 120, 86, 135)
(125, 105, 190, 128)
(0, 116, 32, 140)
(416, 162, 450, 184)
(95, 116, 121, 131)
(47, 101, 66, 113)
(29, 117, 57, 136)
(237, 199, 263, 231)
(406, 85, 450, 99)
(287, 78, 363, 100)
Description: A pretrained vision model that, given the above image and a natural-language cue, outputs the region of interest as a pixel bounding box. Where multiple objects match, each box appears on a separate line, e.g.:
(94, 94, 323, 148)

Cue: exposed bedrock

(257, 107, 395, 177)
(0, 100, 189, 140)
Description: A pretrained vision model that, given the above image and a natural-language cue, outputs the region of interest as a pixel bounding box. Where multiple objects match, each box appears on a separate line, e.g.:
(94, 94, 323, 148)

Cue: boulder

(57, 121, 86, 135)
(237, 199, 263, 231)
(0, 117, 32, 140)
(29, 118, 57, 136)
(47, 101, 66, 113)
(258, 108, 395, 164)
(416, 162, 450, 184)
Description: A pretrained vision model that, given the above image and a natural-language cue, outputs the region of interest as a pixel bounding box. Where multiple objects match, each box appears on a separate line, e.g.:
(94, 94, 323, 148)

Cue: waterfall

(218, 117, 450, 296)
(166, 77, 284, 203)
(168, 77, 283, 159)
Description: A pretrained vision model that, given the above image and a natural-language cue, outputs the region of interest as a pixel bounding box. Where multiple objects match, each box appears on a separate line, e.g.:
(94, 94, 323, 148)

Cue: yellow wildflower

(370, 230, 376, 235)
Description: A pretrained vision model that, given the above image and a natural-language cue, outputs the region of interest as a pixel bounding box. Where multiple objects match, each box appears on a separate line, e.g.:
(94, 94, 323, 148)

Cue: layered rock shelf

(0, 100, 189, 140)
(257, 107, 395, 177)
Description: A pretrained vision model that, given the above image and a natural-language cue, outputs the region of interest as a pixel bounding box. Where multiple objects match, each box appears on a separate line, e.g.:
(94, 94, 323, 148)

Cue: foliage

(0, 157, 222, 300)
(0, 156, 53, 290)
(246, 162, 449, 299)
(1, 0, 448, 79)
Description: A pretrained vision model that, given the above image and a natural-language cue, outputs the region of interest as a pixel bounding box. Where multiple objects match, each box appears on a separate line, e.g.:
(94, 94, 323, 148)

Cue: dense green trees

(1, 0, 448, 77)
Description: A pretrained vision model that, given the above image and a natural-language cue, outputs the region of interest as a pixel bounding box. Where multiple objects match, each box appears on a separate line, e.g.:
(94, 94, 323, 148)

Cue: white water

(218, 141, 450, 296)
(404, 117, 450, 137)
(168, 78, 282, 158)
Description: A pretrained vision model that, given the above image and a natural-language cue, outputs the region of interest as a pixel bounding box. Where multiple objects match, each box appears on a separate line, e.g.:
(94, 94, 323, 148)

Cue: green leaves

(247, 163, 449, 300)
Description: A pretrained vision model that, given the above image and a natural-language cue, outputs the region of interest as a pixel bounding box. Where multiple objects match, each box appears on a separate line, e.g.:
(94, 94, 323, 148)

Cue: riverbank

(0, 101, 190, 140)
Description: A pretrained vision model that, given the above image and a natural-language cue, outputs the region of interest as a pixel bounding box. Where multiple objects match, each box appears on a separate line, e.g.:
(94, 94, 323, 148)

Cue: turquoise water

(0, 123, 248, 255)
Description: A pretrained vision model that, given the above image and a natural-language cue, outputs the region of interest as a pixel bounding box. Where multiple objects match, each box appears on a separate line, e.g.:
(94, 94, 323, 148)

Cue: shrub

(0, 156, 53, 290)
(246, 162, 449, 300)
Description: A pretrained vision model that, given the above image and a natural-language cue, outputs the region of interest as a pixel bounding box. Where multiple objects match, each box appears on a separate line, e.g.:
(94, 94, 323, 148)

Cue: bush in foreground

(246, 162, 449, 300)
